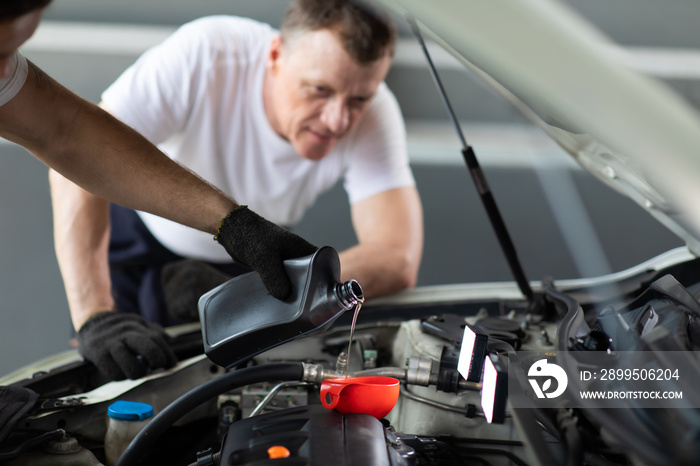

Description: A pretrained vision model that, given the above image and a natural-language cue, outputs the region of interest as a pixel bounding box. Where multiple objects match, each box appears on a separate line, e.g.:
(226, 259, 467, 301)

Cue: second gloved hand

(161, 259, 233, 322)
(76, 312, 177, 380)
(214, 206, 318, 300)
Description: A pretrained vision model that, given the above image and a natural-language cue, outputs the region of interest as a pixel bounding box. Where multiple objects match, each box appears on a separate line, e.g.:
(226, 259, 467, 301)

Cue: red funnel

(320, 376, 400, 419)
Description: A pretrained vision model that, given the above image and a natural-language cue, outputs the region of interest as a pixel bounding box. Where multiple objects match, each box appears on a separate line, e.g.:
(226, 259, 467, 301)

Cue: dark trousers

(109, 204, 248, 326)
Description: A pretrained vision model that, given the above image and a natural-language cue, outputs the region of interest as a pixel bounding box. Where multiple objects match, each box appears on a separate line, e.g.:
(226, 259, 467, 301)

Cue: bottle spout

(335, 279, 364, 310)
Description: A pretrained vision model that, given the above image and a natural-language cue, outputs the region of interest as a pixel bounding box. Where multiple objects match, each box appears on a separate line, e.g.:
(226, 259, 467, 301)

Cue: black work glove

(214, 206, 318, 300)
(0, 386, 39, 444)
(161, 259, 233, 322)
(76, 312, 177, 381)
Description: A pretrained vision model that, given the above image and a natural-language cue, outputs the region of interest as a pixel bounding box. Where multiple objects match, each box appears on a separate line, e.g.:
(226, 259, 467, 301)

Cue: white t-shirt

(102, 16, 414, 263)
(0, 52, 28, 106)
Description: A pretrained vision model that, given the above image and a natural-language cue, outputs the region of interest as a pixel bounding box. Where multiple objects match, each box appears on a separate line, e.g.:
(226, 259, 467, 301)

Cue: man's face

(264, 28, 392, 161)
(0, 9, 43, 78)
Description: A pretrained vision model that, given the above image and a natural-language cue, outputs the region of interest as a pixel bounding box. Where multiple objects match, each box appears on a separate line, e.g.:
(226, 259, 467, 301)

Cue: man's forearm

(341, 187, 424, 300)
(49, 170, 116, 330)
(43, 97, 236, 234)
(0, 60, 237, 236)
(339, 243, 419, 299)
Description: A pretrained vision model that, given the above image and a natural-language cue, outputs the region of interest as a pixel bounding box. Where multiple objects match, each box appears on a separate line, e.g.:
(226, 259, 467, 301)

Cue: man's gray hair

(280, 0, 397, 64)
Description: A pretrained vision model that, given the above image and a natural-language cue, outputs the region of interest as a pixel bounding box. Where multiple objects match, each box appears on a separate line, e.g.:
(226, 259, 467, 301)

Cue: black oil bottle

(198, 246, 363, 368)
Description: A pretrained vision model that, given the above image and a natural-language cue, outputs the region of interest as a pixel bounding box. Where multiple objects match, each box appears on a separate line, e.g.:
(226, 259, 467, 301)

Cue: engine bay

(1, 249, 698, 465)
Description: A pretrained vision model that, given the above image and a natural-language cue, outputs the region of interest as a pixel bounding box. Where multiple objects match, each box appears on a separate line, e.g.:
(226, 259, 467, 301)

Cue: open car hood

(375, 0, 700, 255)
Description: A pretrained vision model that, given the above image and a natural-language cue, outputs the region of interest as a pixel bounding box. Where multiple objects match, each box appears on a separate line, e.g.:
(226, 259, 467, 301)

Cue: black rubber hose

(115, 362, 304, 466)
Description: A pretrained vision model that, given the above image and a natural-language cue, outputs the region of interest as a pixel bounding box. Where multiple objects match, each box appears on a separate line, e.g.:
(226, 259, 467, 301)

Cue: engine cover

(219, 405, 410, 465)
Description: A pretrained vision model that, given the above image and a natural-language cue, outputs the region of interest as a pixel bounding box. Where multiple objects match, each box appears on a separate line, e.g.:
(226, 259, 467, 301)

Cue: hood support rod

(409, 18, 534, 301)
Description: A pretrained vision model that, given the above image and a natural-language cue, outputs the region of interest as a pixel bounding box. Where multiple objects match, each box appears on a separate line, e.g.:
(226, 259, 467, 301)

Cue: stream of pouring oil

(344, 301, 362, 380)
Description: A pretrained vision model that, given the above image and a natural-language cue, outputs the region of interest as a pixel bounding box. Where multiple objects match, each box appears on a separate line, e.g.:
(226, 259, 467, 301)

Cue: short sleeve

(342, 84, 415, 204)
(0, 52, 28, 107)
(101, 23, 202, 145)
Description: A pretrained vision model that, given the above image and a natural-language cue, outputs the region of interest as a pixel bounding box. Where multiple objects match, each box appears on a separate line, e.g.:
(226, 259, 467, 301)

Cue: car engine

(2, 248, 698, 466)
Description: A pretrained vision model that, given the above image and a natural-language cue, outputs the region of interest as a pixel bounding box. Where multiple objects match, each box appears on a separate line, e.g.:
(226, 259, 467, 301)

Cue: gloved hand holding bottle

(214, 205, 319, 300)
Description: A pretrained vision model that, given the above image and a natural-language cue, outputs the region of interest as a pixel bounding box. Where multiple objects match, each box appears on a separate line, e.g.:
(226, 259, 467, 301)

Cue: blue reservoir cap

(108, 401, 154, 421)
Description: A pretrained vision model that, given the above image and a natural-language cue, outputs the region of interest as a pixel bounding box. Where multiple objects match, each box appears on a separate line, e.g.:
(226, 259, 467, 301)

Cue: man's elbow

(400, 271, 419, 292)
(389, 251, 420, 292)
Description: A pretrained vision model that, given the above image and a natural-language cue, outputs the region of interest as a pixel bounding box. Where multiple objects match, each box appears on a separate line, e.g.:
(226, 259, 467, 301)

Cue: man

(50, 0, 424, 358)
(0, 1, 317, 380)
